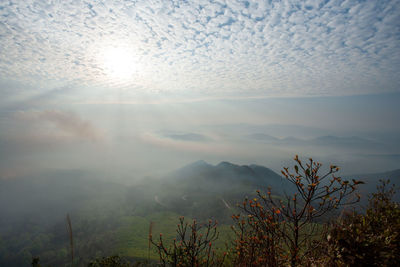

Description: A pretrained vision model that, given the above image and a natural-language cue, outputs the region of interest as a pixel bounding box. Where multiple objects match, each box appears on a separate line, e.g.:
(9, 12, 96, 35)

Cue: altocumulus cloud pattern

(0, 0, 399, 98)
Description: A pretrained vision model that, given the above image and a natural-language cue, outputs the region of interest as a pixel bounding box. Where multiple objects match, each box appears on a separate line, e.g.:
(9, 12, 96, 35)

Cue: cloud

(0, 0, 399, 100)
(13, 110, 103, 142)
(140, 132, 232, 155)
(0, 109, 106, 179)
(163, 132, 211, 142)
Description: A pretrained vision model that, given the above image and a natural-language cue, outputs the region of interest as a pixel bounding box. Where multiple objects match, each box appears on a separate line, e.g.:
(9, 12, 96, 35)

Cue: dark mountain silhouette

(133, 161, 296, 222)
(166, 160, 291, 194)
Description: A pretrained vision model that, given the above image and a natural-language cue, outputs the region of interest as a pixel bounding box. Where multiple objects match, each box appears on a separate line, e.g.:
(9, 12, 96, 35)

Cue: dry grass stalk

(148, 221, 154, 262)
(66, 214, 74, 266)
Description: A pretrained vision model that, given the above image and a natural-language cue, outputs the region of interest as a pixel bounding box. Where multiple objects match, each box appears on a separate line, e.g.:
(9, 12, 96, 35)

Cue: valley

(0, 161, 398, 266)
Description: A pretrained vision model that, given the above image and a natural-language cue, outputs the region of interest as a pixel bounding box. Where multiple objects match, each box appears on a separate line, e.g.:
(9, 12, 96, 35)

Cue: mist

(1, 0, 399, 265)
(1, 93, 399, 184)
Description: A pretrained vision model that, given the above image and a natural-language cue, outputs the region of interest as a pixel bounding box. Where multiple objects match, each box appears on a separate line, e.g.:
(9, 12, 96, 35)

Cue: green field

(115, 211, 234, 260)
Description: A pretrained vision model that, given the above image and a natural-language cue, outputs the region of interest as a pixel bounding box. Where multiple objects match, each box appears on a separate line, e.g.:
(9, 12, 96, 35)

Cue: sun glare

(102, 47, 136, 81)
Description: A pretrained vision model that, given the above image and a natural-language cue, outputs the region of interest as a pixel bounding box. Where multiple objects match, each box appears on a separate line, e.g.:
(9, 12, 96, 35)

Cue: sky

(0, 0, 399, 181)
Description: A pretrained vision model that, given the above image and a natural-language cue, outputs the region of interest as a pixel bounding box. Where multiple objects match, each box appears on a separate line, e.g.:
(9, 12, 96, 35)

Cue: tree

(231, 201, 284, 266)
(88, 255, 132, 267)
(31, 257, 41, 267)
(327, 180, 400, 266)
(150, 217, 226, 267)
(232, 155, 362, 266)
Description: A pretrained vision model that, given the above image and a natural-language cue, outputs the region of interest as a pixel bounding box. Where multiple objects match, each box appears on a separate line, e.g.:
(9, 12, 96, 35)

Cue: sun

(102, 46, 137, 80)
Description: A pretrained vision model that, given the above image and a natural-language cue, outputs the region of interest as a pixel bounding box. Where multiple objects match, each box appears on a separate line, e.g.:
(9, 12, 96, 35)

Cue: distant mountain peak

(249, 164, 273, 170)
(166, 160, 295, 195)
(217, 161, 237, 168)
(247, 133, 279, 141)
(174, 160, 212, 174)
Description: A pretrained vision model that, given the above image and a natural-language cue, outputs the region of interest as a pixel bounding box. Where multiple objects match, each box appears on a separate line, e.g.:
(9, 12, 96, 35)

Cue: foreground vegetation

(3, 156, 400, 266)
(114, 157, 398, 266)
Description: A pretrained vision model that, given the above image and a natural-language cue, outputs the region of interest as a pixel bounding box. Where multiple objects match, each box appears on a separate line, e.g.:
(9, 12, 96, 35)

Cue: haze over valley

(0, 0, 399, 266)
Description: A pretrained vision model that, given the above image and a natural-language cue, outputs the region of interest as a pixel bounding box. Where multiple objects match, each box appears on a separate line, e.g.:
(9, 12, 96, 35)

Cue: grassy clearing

(116, 212, 189, 259)
(115, 212, 235, 260)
